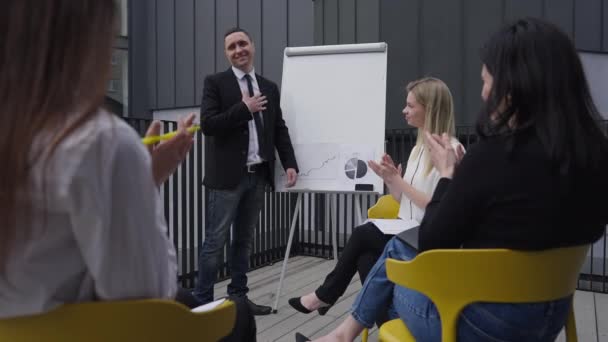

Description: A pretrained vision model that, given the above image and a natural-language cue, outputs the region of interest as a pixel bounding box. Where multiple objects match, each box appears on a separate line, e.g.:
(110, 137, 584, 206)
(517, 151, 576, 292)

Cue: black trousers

(175, 288, 257, 342)
(315, 222, 391, 305)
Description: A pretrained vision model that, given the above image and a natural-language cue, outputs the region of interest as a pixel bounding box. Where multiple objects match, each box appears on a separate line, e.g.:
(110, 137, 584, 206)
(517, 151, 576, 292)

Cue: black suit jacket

(200, 68, 298, 190)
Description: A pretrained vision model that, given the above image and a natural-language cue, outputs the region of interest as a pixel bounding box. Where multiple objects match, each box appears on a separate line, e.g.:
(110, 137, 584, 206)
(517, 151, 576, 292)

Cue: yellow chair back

(380, 245, 589, 342)
(368, 195, 400, 219)
(0, 299, 236, 342)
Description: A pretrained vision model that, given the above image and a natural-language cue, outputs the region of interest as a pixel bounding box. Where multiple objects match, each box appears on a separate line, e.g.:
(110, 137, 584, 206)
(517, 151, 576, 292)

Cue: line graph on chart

(275, 143, 381, 192)
(278, 143, 340, 181)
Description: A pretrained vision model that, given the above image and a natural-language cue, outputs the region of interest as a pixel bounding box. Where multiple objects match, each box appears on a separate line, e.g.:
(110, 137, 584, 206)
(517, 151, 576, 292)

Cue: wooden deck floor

(213, 256, 608, 342)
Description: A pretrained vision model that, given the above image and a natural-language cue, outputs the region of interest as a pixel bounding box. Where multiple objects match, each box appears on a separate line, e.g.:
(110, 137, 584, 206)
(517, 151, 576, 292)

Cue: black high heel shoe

(318, 305, 331, 315)
(288, 297, 332, 316)
(295, 332, 311, 342)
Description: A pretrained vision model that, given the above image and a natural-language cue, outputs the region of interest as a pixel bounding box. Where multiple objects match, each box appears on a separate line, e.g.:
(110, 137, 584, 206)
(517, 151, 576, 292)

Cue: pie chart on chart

(344, 158, 367, 179)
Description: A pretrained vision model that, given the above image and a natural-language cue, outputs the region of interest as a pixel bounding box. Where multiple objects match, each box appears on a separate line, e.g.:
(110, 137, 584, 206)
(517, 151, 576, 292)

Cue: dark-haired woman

(298, 17, 608, 342)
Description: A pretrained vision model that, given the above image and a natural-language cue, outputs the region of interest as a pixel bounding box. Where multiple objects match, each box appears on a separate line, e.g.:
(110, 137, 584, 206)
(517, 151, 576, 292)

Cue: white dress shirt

(231, 66, 264, 166)
(0, 110, 177, 319)
(398, 138, 462, 222)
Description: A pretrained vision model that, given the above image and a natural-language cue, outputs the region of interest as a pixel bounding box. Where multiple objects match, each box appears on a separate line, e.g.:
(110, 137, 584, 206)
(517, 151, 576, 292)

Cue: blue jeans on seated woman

(351, 237, 571, 341)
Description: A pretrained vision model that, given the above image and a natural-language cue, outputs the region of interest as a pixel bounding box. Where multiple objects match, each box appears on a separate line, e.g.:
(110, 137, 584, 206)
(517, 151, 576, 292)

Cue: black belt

(245, 162, 268, 173)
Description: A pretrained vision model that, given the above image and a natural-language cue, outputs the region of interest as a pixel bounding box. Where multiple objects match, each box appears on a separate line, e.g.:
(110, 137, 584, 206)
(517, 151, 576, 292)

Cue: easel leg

(272, 193, 302, 313)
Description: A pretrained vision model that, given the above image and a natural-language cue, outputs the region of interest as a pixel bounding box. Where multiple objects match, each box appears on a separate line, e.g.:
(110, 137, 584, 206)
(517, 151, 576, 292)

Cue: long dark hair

(0, 0, 117, 268)
(477, 17, 608, 173)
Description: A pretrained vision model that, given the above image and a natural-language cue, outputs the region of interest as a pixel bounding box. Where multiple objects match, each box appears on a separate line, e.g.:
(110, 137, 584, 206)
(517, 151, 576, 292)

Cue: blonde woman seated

(289, 78, 463, 319)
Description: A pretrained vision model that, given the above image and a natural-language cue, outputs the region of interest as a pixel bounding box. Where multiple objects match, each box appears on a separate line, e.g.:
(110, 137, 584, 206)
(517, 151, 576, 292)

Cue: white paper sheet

(365, 218, 419, 235)
(191, 298, 226, 313)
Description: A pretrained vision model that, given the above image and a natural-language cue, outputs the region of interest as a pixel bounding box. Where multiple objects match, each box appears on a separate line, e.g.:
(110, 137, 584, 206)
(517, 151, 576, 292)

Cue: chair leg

(565, 297, 578, 342)
(362, 328, 368, 342)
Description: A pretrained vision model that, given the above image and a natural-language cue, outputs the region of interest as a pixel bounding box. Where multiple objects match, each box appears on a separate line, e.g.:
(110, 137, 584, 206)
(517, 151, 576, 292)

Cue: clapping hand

(425, 132, 465, 179)
(368, 153, 402, 186)
(145, 113, 196, 186)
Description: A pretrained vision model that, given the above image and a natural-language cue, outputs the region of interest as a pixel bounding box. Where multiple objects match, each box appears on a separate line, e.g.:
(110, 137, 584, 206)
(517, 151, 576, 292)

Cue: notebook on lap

(395, 226, 420, 251)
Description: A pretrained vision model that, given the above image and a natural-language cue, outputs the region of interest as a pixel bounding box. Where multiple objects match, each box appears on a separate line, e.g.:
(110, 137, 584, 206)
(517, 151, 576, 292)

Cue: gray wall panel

(133, 0, 606, 118)
(238, 0, 262, 72)
(604, 0, 608, 51)
(463, 0, 503, 125)
(314, 0, 325, 45)
(195, 0, 215, 103)
(289, 0, 314, 47)
(338, 0, 356, 44)
(505, 0, 543, 22)
(156, 0, 176, 108)
(313, 0, 608, 126)
(146, 0, 157, 110)
(420, 0, 464, 120)
(575, 0, 602, 51)
(131, 0, 313, 112)
(262, 0, 288, 84)
(175, 0, 195, 107)
(129, 0, 152, 117)
(216, 0, 238, 72)
(381, 0, 420, 129)
(324, 0, 339, 44)
(545, 0, 575, 38)
(356, 0, 379, 43)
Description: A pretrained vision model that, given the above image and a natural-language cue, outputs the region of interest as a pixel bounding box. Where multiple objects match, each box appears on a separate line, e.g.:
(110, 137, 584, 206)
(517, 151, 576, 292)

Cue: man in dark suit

(193, 27, 298, 316)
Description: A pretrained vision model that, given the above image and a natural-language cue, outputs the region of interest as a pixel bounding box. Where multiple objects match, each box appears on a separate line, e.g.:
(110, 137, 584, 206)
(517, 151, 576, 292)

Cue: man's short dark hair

(224, 27, 252, 41)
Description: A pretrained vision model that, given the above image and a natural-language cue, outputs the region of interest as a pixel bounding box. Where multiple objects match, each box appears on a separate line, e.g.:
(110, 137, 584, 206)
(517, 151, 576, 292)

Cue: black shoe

(295, 332, 311, 342)
(318, 305, 331, 315)
(245, 298, 272, 316)
(288, 297, 312, 314)
(288, 297, 331, 316)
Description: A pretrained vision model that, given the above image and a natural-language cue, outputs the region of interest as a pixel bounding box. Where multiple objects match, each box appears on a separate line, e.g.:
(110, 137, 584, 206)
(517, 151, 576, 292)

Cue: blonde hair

(406, 77, 456, 175)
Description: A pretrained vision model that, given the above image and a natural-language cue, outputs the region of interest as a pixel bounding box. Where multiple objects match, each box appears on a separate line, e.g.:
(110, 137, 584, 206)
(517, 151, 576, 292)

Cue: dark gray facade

(130, 0, 608, 125)
(315, 0, 608, 127)
(129, 0, 314, 117)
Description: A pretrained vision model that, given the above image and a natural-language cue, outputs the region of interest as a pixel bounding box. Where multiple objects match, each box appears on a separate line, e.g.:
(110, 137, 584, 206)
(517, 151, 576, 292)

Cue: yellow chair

(379, 245, 589, 342)
(359, 194, 401, 342)
(367, 194, 400, 219)
(0, 298, 236, 342)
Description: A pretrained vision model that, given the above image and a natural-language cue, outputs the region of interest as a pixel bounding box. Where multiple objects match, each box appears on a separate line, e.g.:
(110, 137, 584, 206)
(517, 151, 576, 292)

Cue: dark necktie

(244, 74, 268, 159)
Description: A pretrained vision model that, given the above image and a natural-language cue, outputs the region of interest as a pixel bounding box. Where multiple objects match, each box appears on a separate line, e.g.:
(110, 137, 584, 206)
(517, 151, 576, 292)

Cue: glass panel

(105, 49, 128, 116)
(105, 0, 128, 116)
(118, 0, 128, 37)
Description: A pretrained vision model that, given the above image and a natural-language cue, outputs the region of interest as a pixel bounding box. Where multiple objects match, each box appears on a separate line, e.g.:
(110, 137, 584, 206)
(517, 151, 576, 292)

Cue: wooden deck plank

(256, 284, 359, 341)
(256, 278, 325, 333)
(247, 258, 332, 304)
(596, 292, 608, 342)
(574, 291, 598, 342)
(212, 256, 606, 341)
(255, 261, 339, 333)
(213, 256, 313, 295)
(555, 329, 566, 342)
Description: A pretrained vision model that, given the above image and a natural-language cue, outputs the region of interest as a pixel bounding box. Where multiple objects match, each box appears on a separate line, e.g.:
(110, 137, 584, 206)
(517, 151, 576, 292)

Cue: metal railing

(124, 117, 608, 293)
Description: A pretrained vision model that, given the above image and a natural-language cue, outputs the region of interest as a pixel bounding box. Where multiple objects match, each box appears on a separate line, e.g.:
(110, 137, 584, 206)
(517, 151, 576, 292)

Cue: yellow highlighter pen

(141, 125, 201, 145)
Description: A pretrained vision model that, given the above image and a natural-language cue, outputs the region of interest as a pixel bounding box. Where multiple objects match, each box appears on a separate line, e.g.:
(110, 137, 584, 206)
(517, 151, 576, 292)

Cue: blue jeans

(193, 173, 266, 304)
(352, 237, 572, 341)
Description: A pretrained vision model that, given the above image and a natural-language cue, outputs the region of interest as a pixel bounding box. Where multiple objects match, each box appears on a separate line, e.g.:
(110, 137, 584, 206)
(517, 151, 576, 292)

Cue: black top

(418, 131, 608, 252)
